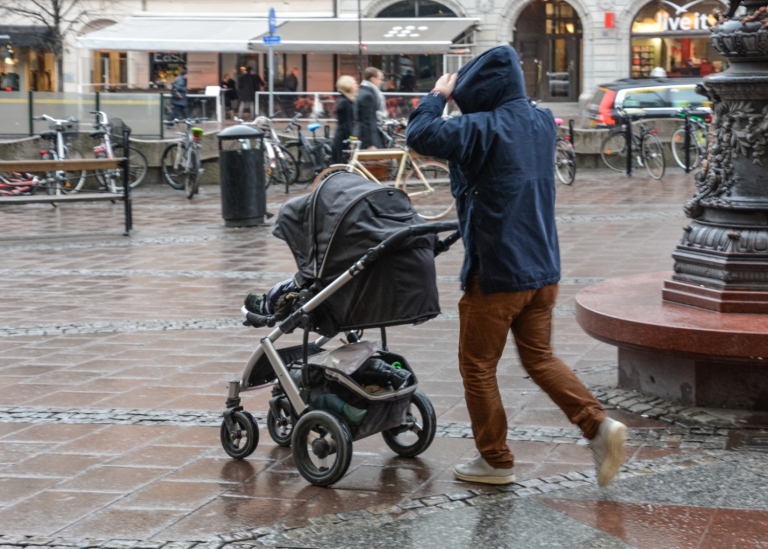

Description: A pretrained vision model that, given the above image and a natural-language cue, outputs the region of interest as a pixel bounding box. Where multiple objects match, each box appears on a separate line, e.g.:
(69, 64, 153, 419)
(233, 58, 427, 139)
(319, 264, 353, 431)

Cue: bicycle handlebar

(34, 114, 77, 125)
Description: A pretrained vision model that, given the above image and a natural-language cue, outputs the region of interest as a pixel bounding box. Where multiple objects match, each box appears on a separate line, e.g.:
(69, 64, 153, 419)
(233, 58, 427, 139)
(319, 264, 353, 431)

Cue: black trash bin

(217, 125, 266, 227)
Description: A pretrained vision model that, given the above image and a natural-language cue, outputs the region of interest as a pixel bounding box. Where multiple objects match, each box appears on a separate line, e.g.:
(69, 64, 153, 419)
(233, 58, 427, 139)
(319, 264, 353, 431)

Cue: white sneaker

(453, 456, 516, 485)
(589, 418, 627, 487)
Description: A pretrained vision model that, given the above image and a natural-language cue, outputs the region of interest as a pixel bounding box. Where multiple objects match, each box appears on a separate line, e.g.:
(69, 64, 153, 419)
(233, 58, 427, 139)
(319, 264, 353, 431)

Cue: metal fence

(0, 92, 220, 139)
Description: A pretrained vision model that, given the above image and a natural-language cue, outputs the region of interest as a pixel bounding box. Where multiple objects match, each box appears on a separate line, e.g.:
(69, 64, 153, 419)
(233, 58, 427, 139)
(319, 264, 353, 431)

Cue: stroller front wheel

(292, 410, 353, 486)
(382, 390, 436, 458)
(267, 398, 294, 447)
(220, 410, 259, 459)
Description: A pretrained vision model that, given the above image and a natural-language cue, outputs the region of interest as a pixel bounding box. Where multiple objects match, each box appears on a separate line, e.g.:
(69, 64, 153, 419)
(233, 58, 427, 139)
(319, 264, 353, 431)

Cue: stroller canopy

(274, 172, 427, 283)
(272, 172, 441, 335)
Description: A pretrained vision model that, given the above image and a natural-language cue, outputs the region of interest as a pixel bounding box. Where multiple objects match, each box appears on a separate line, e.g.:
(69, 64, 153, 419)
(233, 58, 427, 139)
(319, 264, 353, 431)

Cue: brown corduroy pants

(458, 277, 606, 469)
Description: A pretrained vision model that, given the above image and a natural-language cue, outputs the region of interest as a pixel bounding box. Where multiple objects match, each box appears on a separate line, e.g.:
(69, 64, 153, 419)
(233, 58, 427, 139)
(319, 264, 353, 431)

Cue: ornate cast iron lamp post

(665, 0, 768, 312)
(576, 0, 768, 410)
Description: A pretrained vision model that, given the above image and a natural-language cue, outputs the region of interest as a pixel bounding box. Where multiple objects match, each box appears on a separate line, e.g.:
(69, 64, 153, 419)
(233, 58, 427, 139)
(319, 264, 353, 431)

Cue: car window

(669, 86, 708, 108)
(590, 88, 607, 107)
(622, 89, 667, 109)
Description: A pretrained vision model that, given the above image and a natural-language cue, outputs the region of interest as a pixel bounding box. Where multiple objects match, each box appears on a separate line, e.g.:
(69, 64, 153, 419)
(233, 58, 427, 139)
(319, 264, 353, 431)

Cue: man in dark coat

(237, 67, 263, 120)
(406, 45, 626, 488)
(168, 69, 188, 123)
(284, 67, 299, 92)
(354, 67, 385, 149)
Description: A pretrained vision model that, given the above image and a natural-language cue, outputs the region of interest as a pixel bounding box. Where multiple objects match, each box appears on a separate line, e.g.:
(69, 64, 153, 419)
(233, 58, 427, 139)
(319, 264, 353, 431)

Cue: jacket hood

(453, 45, 526, 113)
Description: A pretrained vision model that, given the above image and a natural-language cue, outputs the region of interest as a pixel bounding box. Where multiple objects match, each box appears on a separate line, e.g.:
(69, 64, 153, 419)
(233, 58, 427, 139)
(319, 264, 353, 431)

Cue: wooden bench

(0, 158, 132, 236)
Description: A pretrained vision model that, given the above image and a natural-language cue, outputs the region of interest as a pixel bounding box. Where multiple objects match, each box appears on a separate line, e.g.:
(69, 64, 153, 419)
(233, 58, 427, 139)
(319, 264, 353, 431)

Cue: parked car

(582, 77, 711, 128)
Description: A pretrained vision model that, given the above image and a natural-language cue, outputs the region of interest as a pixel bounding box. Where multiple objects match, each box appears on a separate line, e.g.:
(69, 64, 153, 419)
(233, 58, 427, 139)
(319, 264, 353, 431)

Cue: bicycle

(90, 111, 148, 193)
(34, 114, 87, 193)
(671, 107, 710, 171)
(161, 117, 208, 199)
(230, 116, 298, 193)
(311, 138, 454, 221)
(0, 172, 47, 196)
(599, 109, 665, 179)
(283, 114, 333, 184)
(554, 118, 576, 186)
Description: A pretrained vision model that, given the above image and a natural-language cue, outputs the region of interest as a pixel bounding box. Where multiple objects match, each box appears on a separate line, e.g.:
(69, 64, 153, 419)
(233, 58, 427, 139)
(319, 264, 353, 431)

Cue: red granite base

(576, 272, 768, 410)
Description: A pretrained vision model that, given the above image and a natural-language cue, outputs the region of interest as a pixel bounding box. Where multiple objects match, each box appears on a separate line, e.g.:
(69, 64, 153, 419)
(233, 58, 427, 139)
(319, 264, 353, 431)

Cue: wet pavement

(0, 169, 766, 548)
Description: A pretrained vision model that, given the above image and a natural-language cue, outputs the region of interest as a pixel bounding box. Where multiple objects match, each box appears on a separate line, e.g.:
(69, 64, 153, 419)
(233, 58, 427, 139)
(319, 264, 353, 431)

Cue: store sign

(152, 52, 187, 64)
(633, 0, 719, 34)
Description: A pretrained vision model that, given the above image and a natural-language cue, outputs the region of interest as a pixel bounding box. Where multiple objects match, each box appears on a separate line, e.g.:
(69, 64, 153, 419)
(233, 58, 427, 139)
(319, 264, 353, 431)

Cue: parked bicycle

(554, 117, 576, 186)
(34, 114, 86, 193)
(671, 106, 710, 171)
(312, 137, 454, 221)
(230, 116, 298, 193)
(600, 109, 665, 179)
(283, 114, 333, 184)
(90, 111, 148, 193)
(0, 172, 47, 196)
(161, 117, 208, 199)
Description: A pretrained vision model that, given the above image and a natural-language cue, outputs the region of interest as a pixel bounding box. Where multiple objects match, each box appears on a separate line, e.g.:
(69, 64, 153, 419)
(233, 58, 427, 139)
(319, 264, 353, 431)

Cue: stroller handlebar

(358, 221, 460, 270)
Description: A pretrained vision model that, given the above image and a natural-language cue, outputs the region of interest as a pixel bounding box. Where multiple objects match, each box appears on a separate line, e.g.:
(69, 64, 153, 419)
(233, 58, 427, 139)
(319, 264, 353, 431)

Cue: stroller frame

(221, 221, 459, 486)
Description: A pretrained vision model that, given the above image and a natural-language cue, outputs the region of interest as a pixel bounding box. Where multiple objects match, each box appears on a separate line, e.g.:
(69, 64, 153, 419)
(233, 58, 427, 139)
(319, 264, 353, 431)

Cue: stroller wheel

(267, 398, 294, 447)
(292, 410, 353, 486)
(220, 410, 259, 459)
(382, 390, 436, 458)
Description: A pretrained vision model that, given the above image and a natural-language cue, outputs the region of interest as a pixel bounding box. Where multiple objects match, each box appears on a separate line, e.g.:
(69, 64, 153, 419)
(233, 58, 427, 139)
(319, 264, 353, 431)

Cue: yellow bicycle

(311, 139, 454, 221)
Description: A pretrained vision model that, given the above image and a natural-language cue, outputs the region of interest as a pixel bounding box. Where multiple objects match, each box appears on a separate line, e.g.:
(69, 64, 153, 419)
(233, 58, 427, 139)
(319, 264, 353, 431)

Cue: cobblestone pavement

(0, 171, 767, 548)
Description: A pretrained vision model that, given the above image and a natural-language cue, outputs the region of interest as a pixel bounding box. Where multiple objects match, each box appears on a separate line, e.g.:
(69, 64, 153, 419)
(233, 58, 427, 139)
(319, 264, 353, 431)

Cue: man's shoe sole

(597, 422, 627, 487)
(453, 469, 516, 485)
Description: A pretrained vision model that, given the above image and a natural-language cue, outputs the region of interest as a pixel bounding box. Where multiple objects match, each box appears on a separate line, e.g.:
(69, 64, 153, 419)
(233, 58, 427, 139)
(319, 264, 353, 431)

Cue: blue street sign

(268, 7, 276, 35)
(263, 35, 281, 45)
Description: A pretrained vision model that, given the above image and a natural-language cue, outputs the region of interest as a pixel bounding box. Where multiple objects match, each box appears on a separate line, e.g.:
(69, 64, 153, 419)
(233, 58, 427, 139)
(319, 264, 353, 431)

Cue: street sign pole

(268, 7, 276, 118)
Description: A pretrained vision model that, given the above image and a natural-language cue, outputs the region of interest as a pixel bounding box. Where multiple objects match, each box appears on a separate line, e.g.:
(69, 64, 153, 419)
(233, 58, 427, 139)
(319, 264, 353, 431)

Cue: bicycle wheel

(285, 141, 316, 183)
(111, 145, 148, 190)
(310, 164, 366, 190)
(403, 161, 455, 221)
(554, 139, 576, 185)
(600, 131, 629, 172)
(60, 146, 87, 193)
(161, 142, 186, 190)
(642, 133, 666, 180)
(185, 147, 201, 199)
(94, 151, 118, 192)
(671, 127, 700, 170)
(275, 145, 299, 186)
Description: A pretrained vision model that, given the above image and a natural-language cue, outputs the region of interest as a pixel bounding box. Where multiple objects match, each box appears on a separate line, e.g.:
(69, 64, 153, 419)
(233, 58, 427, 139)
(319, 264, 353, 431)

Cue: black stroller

(219, 172, 459, 486)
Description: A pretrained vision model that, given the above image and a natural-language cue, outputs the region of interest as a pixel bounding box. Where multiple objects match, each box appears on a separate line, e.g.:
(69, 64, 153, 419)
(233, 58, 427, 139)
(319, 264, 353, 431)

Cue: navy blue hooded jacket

(406, 45, 559, 294)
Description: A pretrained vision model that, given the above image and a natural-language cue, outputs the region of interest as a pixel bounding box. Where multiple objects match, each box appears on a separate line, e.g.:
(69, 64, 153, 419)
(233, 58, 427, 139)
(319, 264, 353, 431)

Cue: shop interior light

(4, 46, 16, 66)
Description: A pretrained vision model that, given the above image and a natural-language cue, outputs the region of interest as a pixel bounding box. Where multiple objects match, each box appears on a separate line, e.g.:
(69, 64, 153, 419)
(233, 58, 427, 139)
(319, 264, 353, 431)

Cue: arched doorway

(514, 0, 582, 101)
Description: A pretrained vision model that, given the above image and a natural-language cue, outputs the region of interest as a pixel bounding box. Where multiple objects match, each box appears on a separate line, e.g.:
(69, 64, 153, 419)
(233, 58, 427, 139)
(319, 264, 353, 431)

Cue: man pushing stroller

(406, 45, 627, 488)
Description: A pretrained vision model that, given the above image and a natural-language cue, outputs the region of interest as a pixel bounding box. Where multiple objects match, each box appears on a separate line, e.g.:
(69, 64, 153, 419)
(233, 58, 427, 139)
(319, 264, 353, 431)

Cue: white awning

(76, 15, 477, 55)
(76, 15, 268, 52)
(250, 18, 477, 54)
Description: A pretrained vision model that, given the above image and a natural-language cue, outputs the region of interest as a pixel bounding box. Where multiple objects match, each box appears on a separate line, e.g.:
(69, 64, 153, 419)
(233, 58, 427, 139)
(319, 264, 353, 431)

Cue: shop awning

(0, 25, 53, 49)
(76, 15, 268, 52)
(249, 18, 478, 54)
(76, 15, 477, 55)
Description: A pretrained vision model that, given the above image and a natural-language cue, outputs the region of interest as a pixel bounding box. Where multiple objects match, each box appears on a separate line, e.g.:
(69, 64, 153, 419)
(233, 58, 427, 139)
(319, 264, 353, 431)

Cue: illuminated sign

(633, 0, 721, 34)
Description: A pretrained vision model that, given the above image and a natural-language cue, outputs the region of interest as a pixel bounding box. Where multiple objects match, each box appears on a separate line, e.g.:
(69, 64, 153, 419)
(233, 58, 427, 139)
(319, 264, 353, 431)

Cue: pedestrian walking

(331, 75, 358, 163)
(167, 69, 188, 123)
(237, 67, 263, 120)
(354, 66, 386, 149)
(405, 45, 627, 488)
(284, 67, 299, 92)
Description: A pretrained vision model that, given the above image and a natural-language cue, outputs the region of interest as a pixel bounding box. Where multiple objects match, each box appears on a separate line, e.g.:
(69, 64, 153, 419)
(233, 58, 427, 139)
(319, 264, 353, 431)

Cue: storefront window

(1, 45, 20, 90)
(149, 52, 187, 89)
(631, 0, 728, 78)
(379, 0, 457, 18)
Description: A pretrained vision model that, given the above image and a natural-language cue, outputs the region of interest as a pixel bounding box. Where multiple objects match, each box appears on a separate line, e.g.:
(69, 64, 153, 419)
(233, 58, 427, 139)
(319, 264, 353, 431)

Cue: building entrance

(514, 0, 582, 102)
